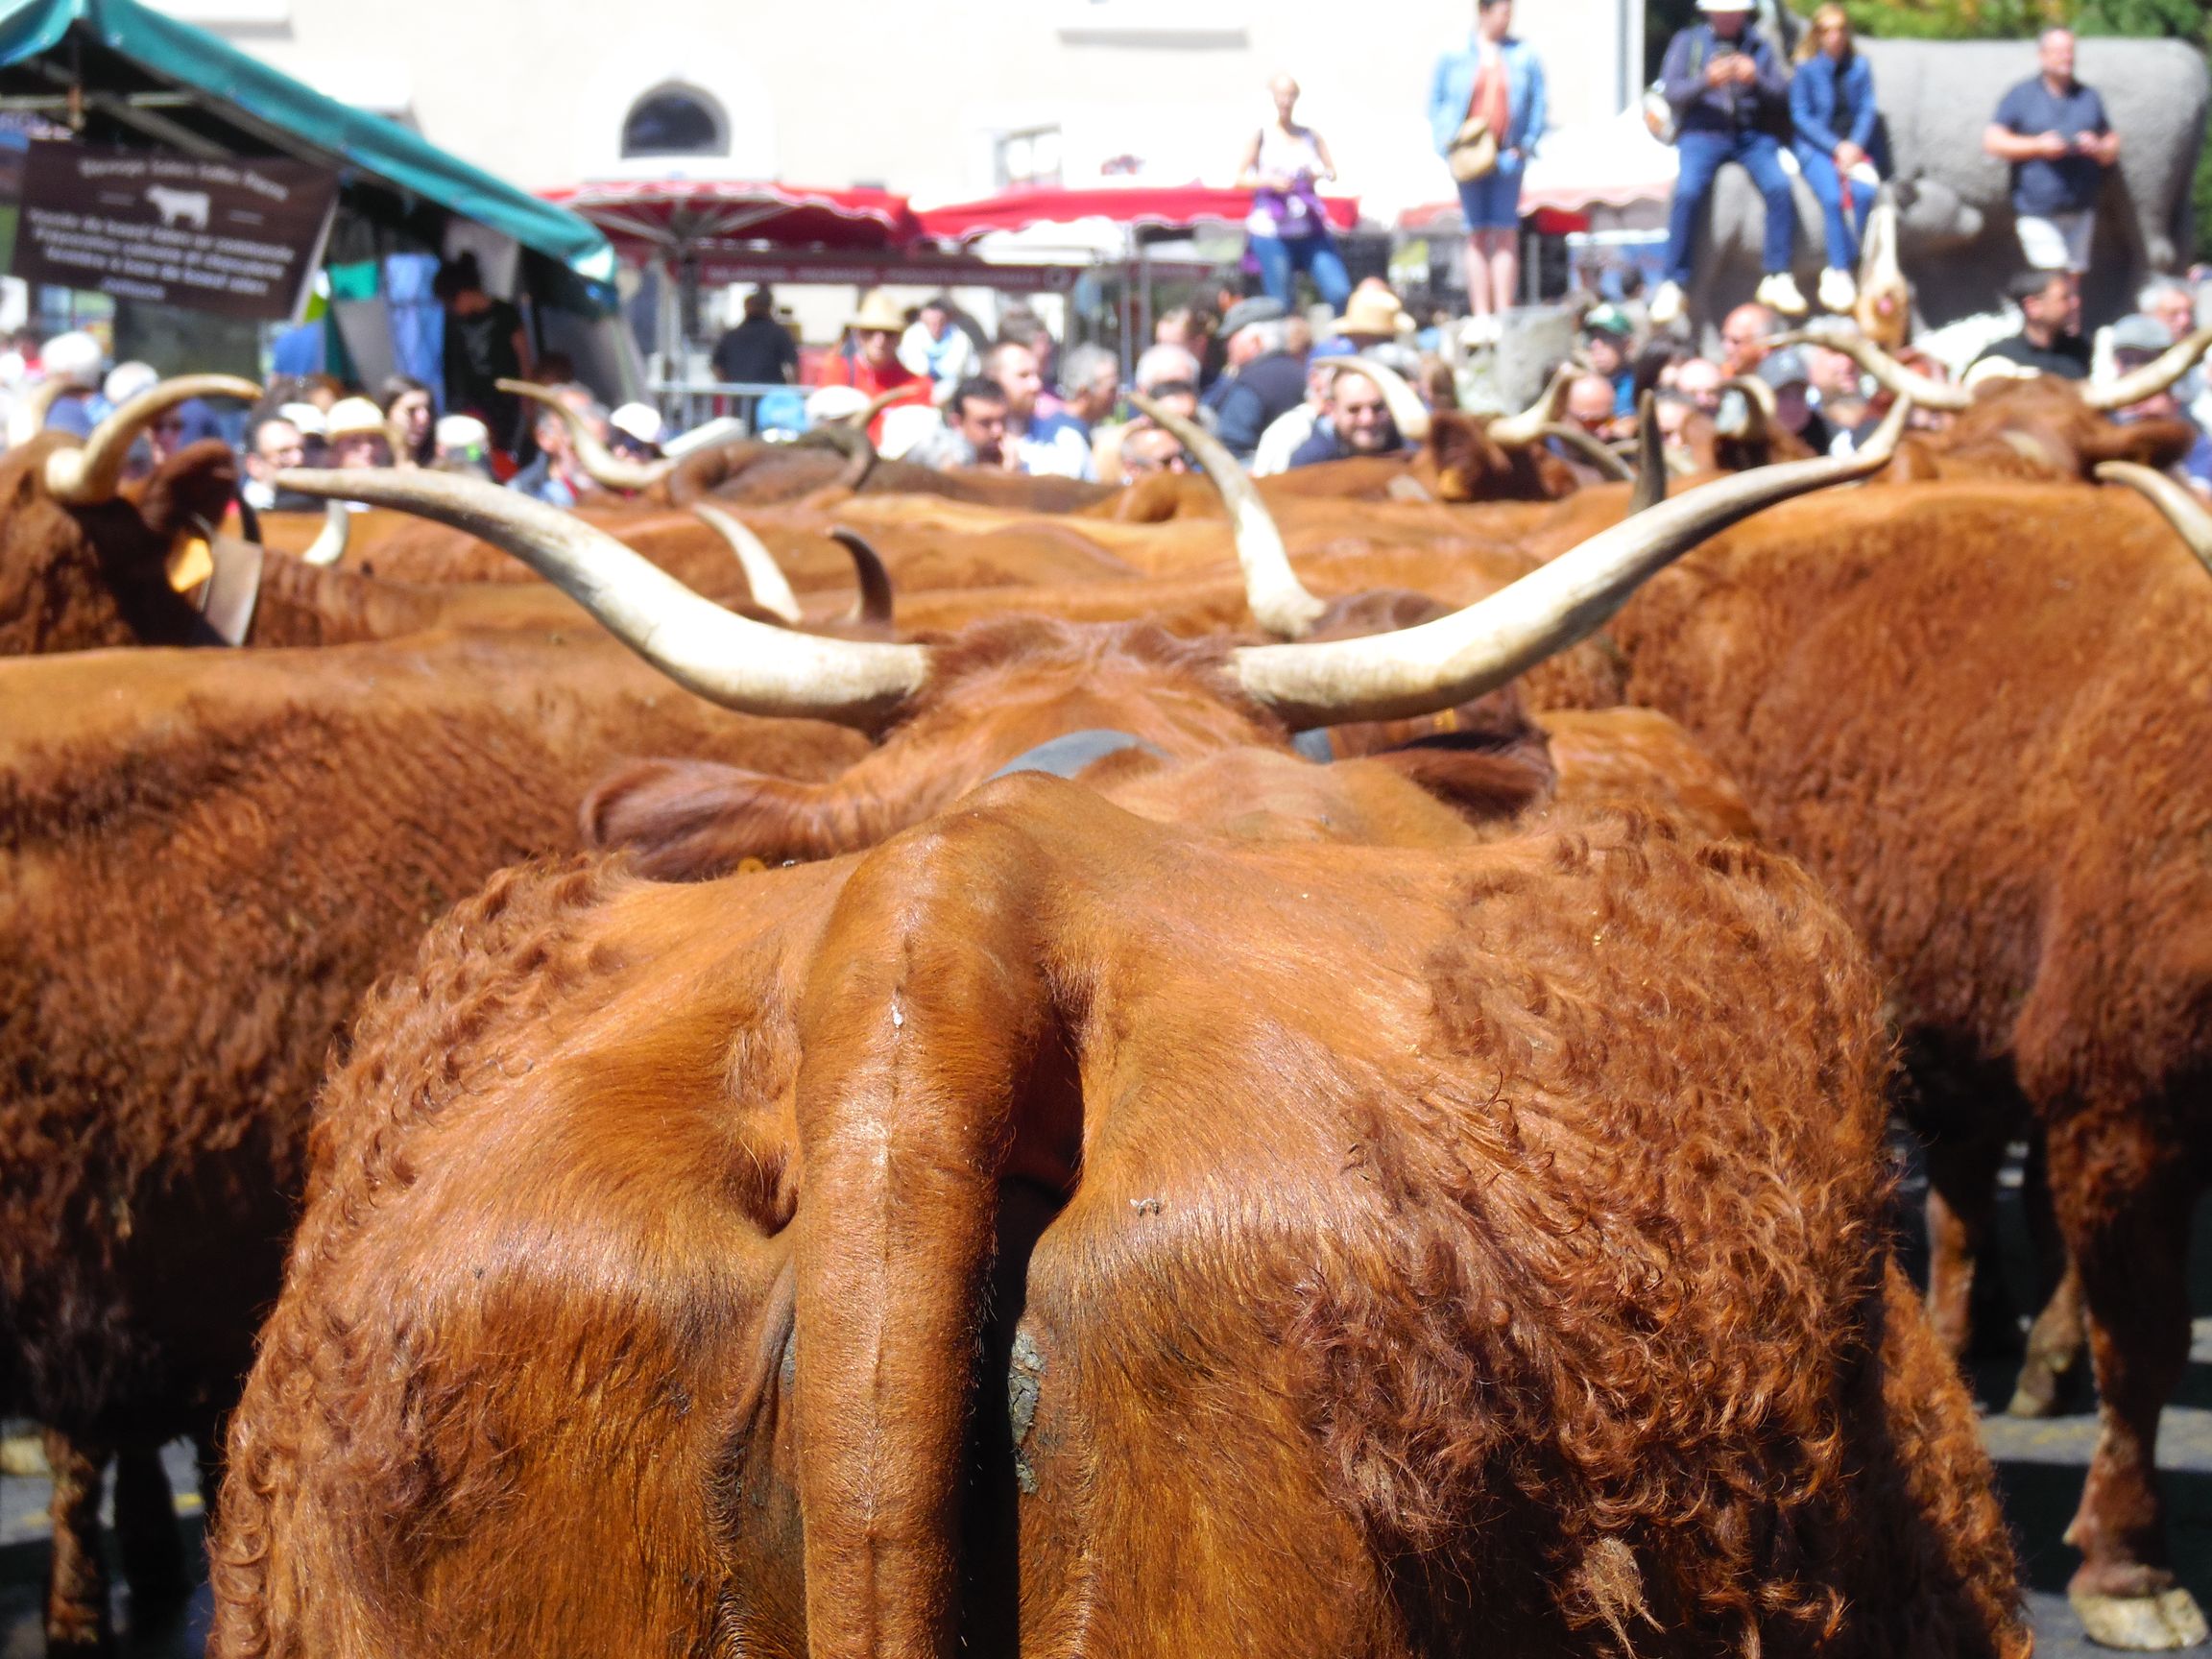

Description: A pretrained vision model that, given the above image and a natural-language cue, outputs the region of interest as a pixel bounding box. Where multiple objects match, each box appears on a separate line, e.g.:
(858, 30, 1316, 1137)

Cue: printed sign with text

(11, 141, 338, 320)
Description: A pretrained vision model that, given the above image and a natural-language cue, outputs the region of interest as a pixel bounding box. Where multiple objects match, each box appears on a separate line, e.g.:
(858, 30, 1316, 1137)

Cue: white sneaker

(1648, 280, 1686, 328)
(1757, 272, 1811, 318)
(1818, 267, 1858, 313)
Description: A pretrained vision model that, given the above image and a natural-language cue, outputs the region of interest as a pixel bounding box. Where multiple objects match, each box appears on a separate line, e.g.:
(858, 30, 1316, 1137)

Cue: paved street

(5, 1148, 2210, 1655)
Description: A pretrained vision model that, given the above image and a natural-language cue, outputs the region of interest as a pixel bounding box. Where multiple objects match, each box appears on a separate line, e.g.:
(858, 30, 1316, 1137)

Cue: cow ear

(1420, 410, 1491, 501)
(583, 757, 853, 880)
(1358, 733, 1557, 827)
(133, 441, 238, 541)
(2080, 417, 2196, 472)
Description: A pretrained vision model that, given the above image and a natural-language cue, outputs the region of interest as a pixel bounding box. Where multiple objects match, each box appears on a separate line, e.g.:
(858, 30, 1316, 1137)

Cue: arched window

(621, 86, 728, 158)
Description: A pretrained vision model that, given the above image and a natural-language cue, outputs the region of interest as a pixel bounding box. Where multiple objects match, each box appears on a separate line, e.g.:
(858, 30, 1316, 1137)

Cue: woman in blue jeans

(1429, 0, 1548, 334)
(1238, 74, 1352, 315)
(1791, 3, 1882, 314)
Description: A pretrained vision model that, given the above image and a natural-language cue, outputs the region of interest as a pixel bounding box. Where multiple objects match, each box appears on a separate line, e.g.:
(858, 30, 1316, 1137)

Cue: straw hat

(1334, 287, 1410, 342)
(324, 397, 387, 440)
(848, 289, 909, 334)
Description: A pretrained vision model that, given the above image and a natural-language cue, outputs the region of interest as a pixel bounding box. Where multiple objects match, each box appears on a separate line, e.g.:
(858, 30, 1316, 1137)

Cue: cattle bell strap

(191, 530, 265, 648)
(987, 729, 1170, 782)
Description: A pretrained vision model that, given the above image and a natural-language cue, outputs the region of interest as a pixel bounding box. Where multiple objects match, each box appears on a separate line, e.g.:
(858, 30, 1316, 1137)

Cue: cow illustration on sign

(144, 185, 210, 229)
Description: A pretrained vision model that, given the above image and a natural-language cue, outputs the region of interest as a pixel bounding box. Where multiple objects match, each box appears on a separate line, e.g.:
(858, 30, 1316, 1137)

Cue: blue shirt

(1992, 75, 2111, 216)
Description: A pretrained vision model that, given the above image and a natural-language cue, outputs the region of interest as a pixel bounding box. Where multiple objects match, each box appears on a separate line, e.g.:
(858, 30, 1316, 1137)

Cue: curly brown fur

(1610, 476, 2212, 1609)
(0, 632, 865, 1644)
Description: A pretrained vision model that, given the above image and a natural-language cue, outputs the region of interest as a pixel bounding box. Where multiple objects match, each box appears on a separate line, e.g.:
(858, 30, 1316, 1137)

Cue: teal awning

(0, 0, 613, 287)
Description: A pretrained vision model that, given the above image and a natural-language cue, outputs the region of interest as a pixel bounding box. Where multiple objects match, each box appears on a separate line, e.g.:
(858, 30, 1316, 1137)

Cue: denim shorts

(1455, 159, 1524, 231)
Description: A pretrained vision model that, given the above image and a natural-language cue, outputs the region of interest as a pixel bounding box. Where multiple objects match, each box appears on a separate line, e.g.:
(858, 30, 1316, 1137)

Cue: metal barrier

(648, 378, 797, 435)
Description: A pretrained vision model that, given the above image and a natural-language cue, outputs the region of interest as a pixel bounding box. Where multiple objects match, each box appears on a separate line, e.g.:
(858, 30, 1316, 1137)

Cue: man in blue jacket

(1429, 0, 1547, 339)
(1650, 0, 1806, 328)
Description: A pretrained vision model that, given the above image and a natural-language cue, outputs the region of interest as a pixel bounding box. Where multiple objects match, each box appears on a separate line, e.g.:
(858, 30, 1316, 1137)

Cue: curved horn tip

(43, 373, 263, 505)
(828, 526, 898, 627)
(1127, 389, 1323, 638)
(692, 502, 804, 625)
(2095, 459, 2212, 577)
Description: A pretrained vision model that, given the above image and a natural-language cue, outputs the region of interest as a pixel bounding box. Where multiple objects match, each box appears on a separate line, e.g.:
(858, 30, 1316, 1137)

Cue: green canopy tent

(0, 0, 623, 389)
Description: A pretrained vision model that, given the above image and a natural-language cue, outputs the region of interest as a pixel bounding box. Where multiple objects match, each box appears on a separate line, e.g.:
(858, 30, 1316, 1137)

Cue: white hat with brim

(277, 401, 327, 438)
(324, 397, 387, 441)
(610, 400, 663, 445)
(1697, 0, 1756, 12)
(848, 289, 909, 334)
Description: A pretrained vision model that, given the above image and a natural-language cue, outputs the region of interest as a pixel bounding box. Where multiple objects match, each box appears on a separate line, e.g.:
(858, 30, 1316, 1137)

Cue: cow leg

(2010, 1140, 2089, 1418)
(112, 1443, 191, 1607)
(2049, 1109, 2209, 1649)
(42, 1428, 113, 1655)
(1921, 1118, 2013, 1362)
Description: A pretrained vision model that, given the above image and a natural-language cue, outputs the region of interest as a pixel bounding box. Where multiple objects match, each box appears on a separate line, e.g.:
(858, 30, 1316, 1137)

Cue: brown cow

(206, 744, 2025, 1658)
(0, 633, 867, 1650)
(1605, 476, 2212, 1649)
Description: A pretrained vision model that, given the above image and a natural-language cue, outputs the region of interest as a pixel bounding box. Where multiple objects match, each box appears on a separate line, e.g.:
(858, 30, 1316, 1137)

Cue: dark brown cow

(0, 634, 867, 1650)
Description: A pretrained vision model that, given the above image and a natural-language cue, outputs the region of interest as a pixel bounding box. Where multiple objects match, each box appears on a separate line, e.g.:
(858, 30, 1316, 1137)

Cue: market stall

(0, 0, 618, 390)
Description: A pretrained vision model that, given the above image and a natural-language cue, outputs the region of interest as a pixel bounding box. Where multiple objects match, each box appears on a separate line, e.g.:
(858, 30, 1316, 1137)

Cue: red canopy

(538, 180, 924, 256)
(1397, 200, 1590, 239)
(918, 185, 1359, 243)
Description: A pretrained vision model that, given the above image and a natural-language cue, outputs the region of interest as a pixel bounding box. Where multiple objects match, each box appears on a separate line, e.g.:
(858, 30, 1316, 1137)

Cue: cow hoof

(2007, 1361, 2063, 1418)
(2072, 1587, 2212, 1649)
(0, 1431, 48, 1476)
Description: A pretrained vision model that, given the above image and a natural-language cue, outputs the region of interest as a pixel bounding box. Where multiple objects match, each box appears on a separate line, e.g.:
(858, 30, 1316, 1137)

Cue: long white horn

(691, 503, 804, 624)
(1485, 365, 1575, 447)
(1773, 325, 1971, 413)
(1230, 396, 1911, 727)
(276, 468, 929, 730)
(1128, 390, 1324, 639)
(8, 377, 70, 447)
(2082, 324, 2212, 413)
(1344, 354, 1431, 443)
(299, 499, 350, 566)
(45, 374, 262, 505)
(499, 378, 675, 493)
(829, 528, 897, 626)
(2095, 460, 2212, 578)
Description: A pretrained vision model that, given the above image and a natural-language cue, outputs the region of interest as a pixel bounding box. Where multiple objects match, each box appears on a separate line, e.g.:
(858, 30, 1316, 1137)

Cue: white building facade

(150, 0, 1644, 219)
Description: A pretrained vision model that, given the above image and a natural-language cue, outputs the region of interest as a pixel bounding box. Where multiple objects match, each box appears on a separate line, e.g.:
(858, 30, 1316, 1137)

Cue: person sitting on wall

(1649, 0, 1807, 329)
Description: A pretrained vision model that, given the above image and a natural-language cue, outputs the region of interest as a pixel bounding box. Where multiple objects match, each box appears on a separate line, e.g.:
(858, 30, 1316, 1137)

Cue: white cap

(435, 413, 490, 452)
(805, 385, 871, 425)
(610, 400, 663, 445)
(40, 330, 104, 390)
(103, 361, 158, 405)
(277, 400, 327, 437)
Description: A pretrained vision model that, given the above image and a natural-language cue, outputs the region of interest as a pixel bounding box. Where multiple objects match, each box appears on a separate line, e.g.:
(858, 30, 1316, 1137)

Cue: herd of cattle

(4, 333, 2212, 1657)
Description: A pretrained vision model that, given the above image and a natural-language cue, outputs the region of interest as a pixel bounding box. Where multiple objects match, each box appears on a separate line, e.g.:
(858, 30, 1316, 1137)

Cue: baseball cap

(2109, 313, 2175, 357)
(1582, 304, 1634, 341)
(1756, 347, 1812, 390)
(609, 401, 663, 445)
(1220, 296, 1288, 338)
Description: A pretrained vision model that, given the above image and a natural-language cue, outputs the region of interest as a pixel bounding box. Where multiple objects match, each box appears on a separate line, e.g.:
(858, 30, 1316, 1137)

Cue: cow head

(277, 397, 1908, 876)
(0, 375, 257, 656)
